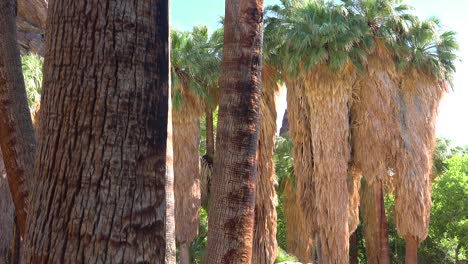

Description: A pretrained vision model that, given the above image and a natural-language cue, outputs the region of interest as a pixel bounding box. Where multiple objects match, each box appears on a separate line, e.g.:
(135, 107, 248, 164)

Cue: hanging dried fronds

(252, 64, 279, 264)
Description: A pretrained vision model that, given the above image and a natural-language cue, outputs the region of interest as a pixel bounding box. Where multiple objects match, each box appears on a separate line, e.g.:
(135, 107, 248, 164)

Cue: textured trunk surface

(283, 180, 314, 263)
(394, 73, 444, 243)
(205, 0, 264, 262)
(173, 111, 201, 252)
(252, 65, 278, 264)
(405, 235, 418, 264)
(22, 0, 172, 262)
(166, 92, 177, 263)
(0, 0, 37, 237)
(16, 0, 48, 55)
(179, 243, 190, 264)
(285, 78, 316, 263)
(0, 151, 16, 264)
(304, 68, 352, 264)
(360, 181, 390, 264)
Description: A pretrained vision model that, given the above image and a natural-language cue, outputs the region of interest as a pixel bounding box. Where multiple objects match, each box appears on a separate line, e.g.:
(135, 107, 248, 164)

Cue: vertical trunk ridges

(205, 0, 264, 262)
(0, 151, 16, 263)
(23, 0, 171, 262)
(252, 67, 278, 264)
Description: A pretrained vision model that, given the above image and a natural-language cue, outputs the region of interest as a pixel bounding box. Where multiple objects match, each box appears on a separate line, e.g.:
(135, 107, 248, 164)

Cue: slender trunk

(23, 0, 172, 262)
(205, 106, 215, 158)
(205, 0, 264, 262)
(0, 0, 37, 237)
(279, 109, 289, 136)
(455, 243, 461, 263)
(405, 235, 418, 264)
(179, 243, 190, 264)
(315, 233, 323, 264)
(166, 89, 177, 263)
(349, 231, 358, 264)
(361, 181, 391, 264)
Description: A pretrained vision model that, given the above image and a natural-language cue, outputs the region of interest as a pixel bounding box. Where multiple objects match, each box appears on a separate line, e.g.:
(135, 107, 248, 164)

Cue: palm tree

(266, 1, 372, 262)
(205, 0, 265, 262)
(171, 26, 222, 264)
(393, 17, 458, 263)
(23, 0, 173, 262)
(341, 0, 415, 262)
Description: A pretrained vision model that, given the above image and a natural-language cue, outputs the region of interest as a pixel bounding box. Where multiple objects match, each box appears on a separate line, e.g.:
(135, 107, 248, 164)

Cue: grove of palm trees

(0, 0, 465, 263)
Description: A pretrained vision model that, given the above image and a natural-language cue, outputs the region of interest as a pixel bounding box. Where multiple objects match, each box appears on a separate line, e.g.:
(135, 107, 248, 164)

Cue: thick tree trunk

(405, 235, 418, 264)
(361, 180, 391, 264)
(252, 66, 278, 264)
(205, 106, 215, 158)
(173, 112, 201, 262)
(349, 231, 358, 264)
(22, 0, 172, 262)
(205, 0, 264, 262)
(0, 0, 37, 237)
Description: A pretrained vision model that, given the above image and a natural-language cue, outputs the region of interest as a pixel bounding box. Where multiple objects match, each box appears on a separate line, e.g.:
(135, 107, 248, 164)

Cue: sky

(171, 0, 468, 147)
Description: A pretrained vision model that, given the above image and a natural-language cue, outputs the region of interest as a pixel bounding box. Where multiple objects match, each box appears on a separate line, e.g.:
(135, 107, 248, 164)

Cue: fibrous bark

(283, 179, 314, 263)
(0, 151, 16, 264)
(252, 64, 278, 264)
(22, 0, 172, 262)
(395, 71, 444, 261)
(0, 0, 37, 237)
(205, 0, 264, 262)
(173, 110, 201, 264)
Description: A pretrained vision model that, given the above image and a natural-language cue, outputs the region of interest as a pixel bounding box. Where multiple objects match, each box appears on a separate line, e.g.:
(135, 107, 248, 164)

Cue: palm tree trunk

(22, 0, 172, 262)
(0, 151, 17, 264)
(284, 179, 314, 263)
(0, 0, 37, 237)
(205, 0, 264, 262)
(179, 243, 190, 264)
(166, 100, 177, 263)
(349, 231, 358, 264)
(361, 181, 390, 264)
(395, 73, 444, 257)
(405, 235, 418, 264)
(252, 69, 278, 263)
(173, 111, 201, 263)
(304, 68, 352, 264)
(205, 106, 215, 158)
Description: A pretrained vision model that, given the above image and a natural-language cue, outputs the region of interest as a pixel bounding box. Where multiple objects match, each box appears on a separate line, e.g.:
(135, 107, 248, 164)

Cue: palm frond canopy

(265, 0, 373, 77)
(171, 26, 222, 110)
(396, 17, 459, 84)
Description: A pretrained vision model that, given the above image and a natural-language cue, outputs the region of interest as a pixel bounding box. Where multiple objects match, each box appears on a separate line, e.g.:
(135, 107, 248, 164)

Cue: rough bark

(0, 0, 37, 237)
(252, 65, 278, 264)
(166, 88, 177, 263)
(22, 0, 172, 262)
(360, 180, 390, 264)
(0, 151, 16, 264)
(205, 0, 264, 262)
(173, 111, 201, 263)
(283, 179, 314, 263)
